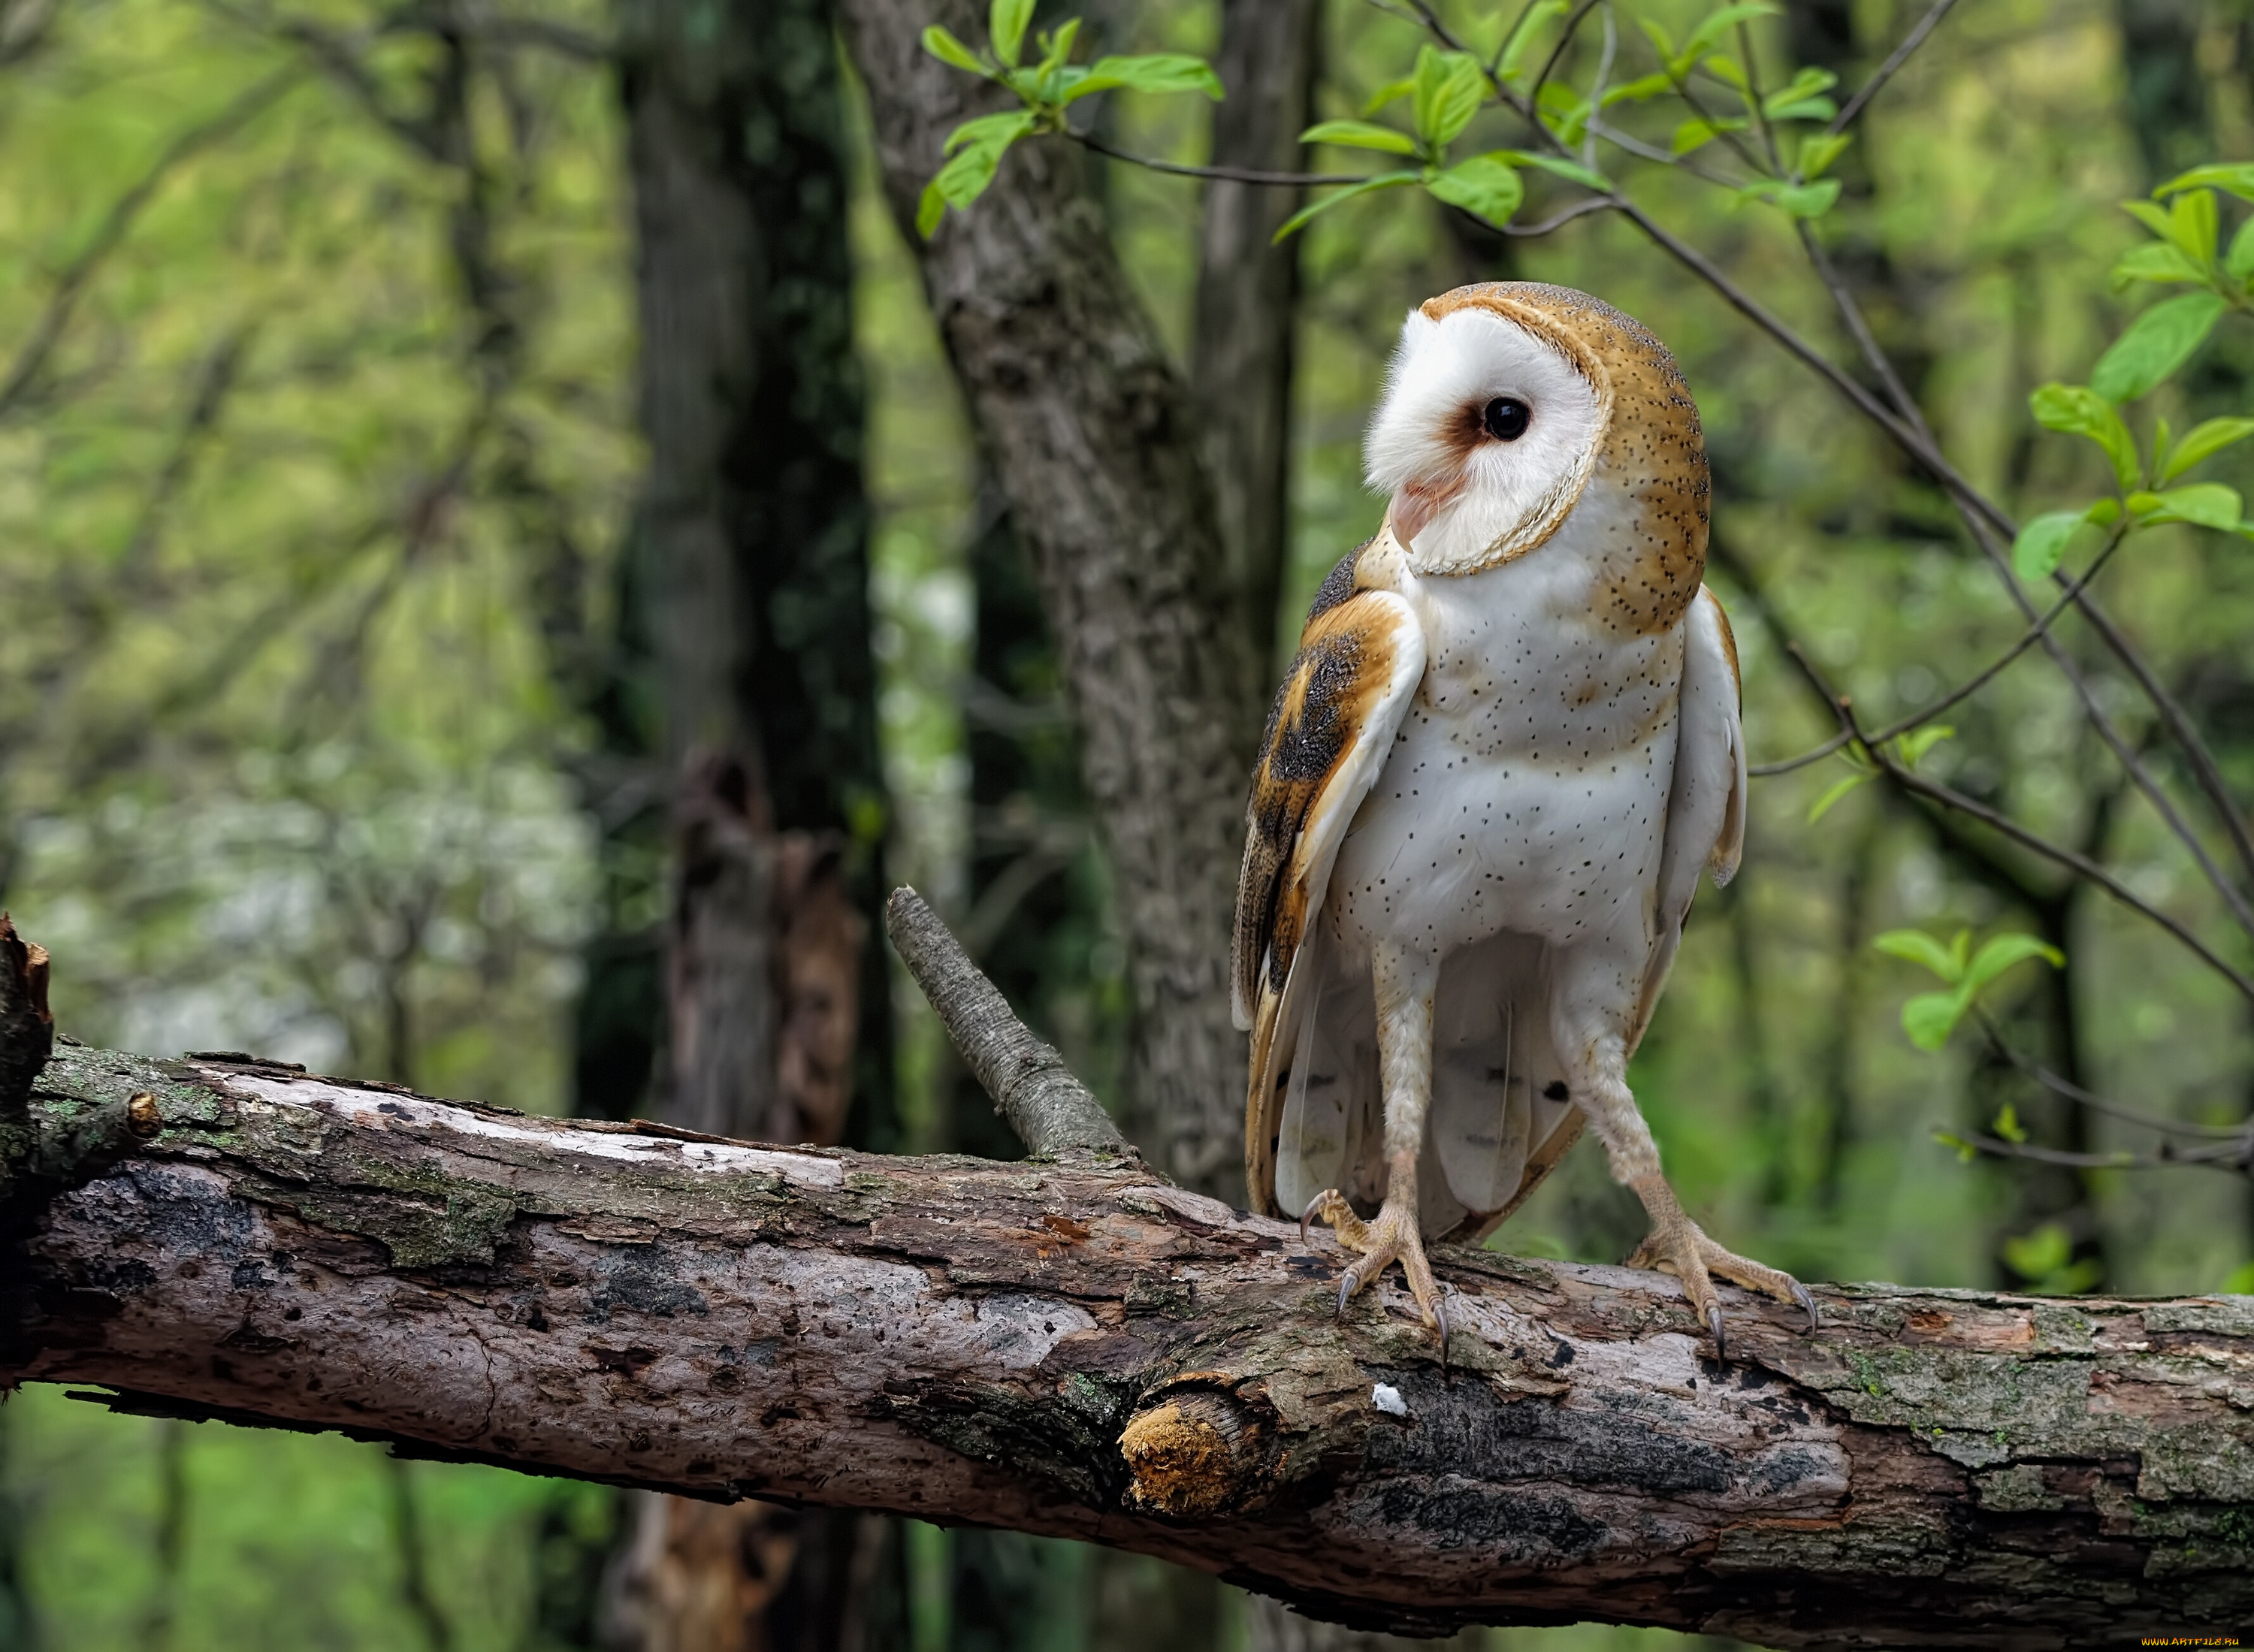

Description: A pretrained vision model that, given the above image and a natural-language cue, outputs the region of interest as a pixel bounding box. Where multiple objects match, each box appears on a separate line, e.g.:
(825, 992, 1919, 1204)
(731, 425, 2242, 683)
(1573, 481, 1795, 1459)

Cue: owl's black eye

(1482, 397, 1531, 442)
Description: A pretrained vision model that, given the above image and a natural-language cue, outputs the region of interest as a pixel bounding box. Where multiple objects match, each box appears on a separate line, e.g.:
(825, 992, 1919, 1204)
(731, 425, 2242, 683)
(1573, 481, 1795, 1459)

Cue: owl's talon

(1627, 1176, 1815, 1355)
(1300, 1190, 1329, 1247)
(1304, 1175, 1449, 1356)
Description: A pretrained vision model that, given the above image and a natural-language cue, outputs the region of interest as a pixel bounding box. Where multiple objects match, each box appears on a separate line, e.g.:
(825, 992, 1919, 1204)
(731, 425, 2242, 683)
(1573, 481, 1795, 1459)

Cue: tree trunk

(1192, 0, 1320, 679)
(611, 0, 894, 1640)
(7, 1034, 2251, 1649)
(838, 0, 1261, 1199)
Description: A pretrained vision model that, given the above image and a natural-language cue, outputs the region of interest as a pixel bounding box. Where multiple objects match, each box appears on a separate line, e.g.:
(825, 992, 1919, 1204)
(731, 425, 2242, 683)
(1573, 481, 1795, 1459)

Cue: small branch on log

(884, 886, 1129, 1159)
(4, 1039, 2252, 1646)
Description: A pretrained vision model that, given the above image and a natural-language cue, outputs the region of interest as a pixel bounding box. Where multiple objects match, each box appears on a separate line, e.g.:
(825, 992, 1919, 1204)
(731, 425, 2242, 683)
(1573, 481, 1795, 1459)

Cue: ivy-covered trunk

(600, 0, 902, 1642)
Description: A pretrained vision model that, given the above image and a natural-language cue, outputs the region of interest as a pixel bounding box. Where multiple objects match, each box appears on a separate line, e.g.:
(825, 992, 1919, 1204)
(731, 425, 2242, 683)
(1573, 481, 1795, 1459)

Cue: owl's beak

(1385, 473, 1464, 548)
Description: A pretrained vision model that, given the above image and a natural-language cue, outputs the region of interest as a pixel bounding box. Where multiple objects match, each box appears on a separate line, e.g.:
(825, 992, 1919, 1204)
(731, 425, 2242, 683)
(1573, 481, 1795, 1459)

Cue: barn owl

(1232, 282, 1814, 1355)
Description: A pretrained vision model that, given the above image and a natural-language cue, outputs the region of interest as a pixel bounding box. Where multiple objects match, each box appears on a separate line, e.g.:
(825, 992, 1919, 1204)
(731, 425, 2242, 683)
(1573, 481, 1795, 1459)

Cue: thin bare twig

(1943, 1131, 2249, 1172)
(2065, 584, 2254, 889)
(1749, 523, 2132, 777)
(1828, 0, 1962, 136)
(1790, 645, 2254, 1004)
(1975, 1016, 2249, 1140)
(1070, 128, 1366, 187)
(1530, 0, 1602, 105)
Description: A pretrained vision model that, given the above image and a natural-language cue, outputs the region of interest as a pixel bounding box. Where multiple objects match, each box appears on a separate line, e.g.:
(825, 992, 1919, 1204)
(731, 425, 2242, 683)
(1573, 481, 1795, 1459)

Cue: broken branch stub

(0, 913, 52, 1116)
(884, 885, 1129, 1159)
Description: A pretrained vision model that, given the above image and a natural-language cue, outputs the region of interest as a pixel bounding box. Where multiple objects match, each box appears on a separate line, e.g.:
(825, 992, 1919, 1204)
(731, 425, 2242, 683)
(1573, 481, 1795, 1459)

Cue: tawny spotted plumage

(1233, 282, 1812, 1354)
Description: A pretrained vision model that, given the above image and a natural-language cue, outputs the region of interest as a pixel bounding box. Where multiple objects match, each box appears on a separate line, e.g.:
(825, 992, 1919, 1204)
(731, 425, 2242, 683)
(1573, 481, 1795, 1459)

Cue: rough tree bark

(1192, 0, 1321, 680)
(5, 917, 2251, 1649)
(838, 0, 1261, 1198)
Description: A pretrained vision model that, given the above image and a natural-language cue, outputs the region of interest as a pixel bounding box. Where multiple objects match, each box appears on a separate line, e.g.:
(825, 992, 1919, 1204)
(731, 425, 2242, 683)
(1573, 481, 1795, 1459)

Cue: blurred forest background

(2, 0, 2252, 1646)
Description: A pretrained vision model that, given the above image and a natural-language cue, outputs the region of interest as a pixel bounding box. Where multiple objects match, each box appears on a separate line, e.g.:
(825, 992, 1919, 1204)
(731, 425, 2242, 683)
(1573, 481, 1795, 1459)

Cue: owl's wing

(1633, 583, 1745, 1046)
(1234, 573, 1425, 1217)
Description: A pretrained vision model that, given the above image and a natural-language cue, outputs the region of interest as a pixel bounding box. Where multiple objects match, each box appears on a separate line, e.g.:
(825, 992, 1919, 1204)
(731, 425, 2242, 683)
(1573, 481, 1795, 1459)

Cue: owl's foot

(1299, 1181, 1451, 1360)
(1626, 1176, 1818, 1359)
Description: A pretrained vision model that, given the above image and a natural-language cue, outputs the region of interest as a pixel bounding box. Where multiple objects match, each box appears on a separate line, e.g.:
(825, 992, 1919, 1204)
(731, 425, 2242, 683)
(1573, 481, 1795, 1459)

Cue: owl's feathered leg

(1557, 1017, 1817, 1358)
(1301, 942, 1451, 1353)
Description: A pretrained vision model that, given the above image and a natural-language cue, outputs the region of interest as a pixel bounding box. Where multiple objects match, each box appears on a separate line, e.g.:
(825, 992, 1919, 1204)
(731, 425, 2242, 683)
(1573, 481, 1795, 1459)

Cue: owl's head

(1364, 283, 1705, 578)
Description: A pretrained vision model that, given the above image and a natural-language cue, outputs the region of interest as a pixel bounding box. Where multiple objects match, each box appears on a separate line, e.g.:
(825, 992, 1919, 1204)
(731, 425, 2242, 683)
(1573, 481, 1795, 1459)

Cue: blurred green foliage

(5, 0, 2254, 1647)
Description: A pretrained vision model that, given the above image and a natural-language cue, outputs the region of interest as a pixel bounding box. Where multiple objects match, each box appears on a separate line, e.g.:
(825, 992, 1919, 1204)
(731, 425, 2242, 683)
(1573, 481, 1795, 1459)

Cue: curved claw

(1793, 1282, 1820, 1333)
(1434, 1291, 1452, 1373)
(1335, 1269, 1359, 1320)
(1706, 1302, 1727, 1361)
(1300, 1191, 1328, 1248)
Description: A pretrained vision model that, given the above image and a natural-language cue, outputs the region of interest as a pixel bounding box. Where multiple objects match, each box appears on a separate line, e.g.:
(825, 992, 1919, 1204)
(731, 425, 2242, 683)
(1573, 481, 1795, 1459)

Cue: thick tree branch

(1, 1017, 2249, 1644)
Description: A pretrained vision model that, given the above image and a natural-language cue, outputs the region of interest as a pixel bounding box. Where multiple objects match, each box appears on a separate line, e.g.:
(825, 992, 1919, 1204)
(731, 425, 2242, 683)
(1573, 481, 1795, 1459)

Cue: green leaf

(921, 110, 1038, 237)
(989, 0, 1033, 67)
(2110, 241, 2208, 290)
(1071, 53, 1224, 101)
(1874, 928, 1965, 984)
(1902, 989, 1968, 1051)
(2011, 511, 2086, 581)
(1805, 771, 1869, 823)
(1672, 116, 1747, 156)
(1412, 46, 1487, 148)
(2029, 383, 2141, 490)
(1491, 149, 1610, 190)
(916, 180, 947, 239)
(1271, 171, 1419, 242)
(1896, 724, 1954, 766)
(1935, 1129, 1979, 1164)
(1761, 65, 1838, 117)
(2084, 497, 2123, 525)
(2150, 482, 2244, 529)
(1298, 119, 1420, 156)
(2091, 292, 2226, 403)
(2225, 1260, 2254, 1295)
(1682, 2, 1780, 62)
(1599, 72, 1675, 107)
(2157, 162, 2254, 203)
(1701, 53, 1751, 94)
(1992, 1102, 2028, 1145)
(1736, 177, 1841, 219)
(1499, 0, 1571, 83)
(1798, 131, 1851, 178)
(2160, 416, 2254, 482)
(1361, 76, 1414, 116)
(2170, 186, 2220, 264)
(1426, 154, 1524, 228)
(921, 25, 988, 75)
(1961, 932, 2065, 996)
(1032, 19, 1081, 85)
(941, 109, 1035, 157)
(2228, 218, 2254, 283)
(2120, 198, 2177, 240)
(2002, 1223, 2073, 1284)
(1764, 96, 1838, 122)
